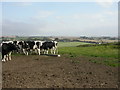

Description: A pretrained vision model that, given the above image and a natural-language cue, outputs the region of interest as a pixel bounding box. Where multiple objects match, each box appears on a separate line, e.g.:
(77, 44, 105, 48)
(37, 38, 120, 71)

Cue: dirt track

(2, 55, 118, 88)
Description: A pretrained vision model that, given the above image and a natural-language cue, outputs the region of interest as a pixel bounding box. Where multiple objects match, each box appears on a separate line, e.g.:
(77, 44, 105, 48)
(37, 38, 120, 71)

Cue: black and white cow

(40, 41, 58, 54)
(15, 41, 29, 55)
(26, 41, 43, 55)
(1, 42, 18, 62)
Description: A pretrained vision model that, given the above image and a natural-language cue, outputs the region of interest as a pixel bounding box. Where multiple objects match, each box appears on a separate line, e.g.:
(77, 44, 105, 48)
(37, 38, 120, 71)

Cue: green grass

(58, 42, 89, 47)
(58, 45, 118, 58)
(58, 42, 119, 67)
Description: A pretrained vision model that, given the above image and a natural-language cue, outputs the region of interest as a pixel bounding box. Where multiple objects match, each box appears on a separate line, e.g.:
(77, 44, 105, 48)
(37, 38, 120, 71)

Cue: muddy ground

(2, 55, 118, 88)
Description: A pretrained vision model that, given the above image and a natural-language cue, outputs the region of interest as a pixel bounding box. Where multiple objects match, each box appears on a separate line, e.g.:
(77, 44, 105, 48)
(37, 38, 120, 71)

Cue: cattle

(1, 42, 18, 62)
(16, 41, 29, 55)
(26, 41, 43, 55)
(33, 41, 43, 55)
(7, 40, 43, 55)
(40, 41, 58, 54)
(0, 40, 59, 62)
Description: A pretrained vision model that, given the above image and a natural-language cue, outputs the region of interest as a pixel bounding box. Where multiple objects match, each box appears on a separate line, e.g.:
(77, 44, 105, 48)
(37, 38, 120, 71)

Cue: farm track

(2, 55, 118, 88)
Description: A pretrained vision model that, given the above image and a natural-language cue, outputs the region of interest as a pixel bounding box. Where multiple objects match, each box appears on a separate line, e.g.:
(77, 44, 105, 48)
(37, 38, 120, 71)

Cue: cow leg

(54, 47, 58, 54)
(41, 49, 44, 54)
(30, 49, 33, 55)
(44, 50, 48, 54)
(20, 49, 23, 54)
(46, 50, 48, 54)
(2, 55, 6, 62)
(50, 49, 53, 54)
(43, 50, 46, 54)
(53, 50, 55, 54)
(54, 48, 56, 54)
(2, 54, 4, 62)
(44, 50, 46, 54)
(23, 49, 26, 55)
(26, 51, 28, 56)
(40, 49, 43, 54)
(37, 49, 41, 55)
(52, 47, 56, 54)
(35, 49, 38, 55)
(6, 54, 9, 61)
(8, 52, 12, 61)
(23, 49, 28, 55)
(25, 51, 28, 56)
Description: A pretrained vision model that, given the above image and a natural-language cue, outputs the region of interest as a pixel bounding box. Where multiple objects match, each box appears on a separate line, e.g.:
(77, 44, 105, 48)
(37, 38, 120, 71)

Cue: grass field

(58, 42, 89, 47)
(58, 42, 119, 67)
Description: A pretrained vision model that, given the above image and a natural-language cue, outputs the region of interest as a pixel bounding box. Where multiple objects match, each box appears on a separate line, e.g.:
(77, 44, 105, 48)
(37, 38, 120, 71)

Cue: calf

(1, 42, 18, 62)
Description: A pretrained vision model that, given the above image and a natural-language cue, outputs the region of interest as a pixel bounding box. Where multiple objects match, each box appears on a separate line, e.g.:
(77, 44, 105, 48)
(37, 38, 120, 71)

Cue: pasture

(2, 42, 119, 88)
(58, 42, 89, 47)
(58, 42, 119, 67)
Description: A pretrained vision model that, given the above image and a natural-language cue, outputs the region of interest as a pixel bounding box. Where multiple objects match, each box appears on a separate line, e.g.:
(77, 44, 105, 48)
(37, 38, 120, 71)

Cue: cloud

(17, 2, 33, 6)
(55, 16, 66, 24)
(2, 19, 47, 36)
(95, 0, 116, 8)
(8, 2, 33, 7)
(2, 16, 117, 37)
(2, 8, 118, 37)
(72, 10, 117, 22)
(35, 10, 54, 18)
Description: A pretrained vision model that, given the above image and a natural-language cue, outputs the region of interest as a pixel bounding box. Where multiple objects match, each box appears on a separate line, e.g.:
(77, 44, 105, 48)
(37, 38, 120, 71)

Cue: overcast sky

(1, 1, 118, 37)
